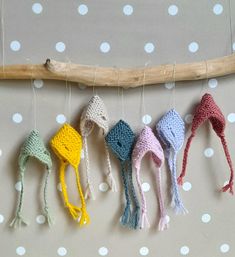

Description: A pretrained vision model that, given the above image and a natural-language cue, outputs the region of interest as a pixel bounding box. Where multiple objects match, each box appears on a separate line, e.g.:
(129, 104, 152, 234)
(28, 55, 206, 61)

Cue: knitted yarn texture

(132, 126, 169, 231)
(50, 123, 90, 226)
(156, 109, 188, 214)
(80, 95, 117, 200)
(10, 130, 53, 228)
(105, 120, 140, 229)
(178, 93, 234, 194)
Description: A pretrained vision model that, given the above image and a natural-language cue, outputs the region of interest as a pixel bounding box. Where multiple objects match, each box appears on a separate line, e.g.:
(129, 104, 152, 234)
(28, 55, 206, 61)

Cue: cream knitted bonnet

(80, 95, 117, 200)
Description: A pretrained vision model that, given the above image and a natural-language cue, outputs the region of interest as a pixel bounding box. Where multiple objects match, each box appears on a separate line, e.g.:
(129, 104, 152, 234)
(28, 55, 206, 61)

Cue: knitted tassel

(10, 174, 29, 228)
(171, 199, 188, 215)
(83, 137, 96, 200)
(104, 140, 117, 192)
(66, 203, 80, 220)
(170, 152, 188, 214)
(222, 183, 234, 195)
(121, 203, 131, 226)
(44, 207, 54, 227)
(130, 206, 140, 229)
(106, 172, 117, 192)
(178, 133, 195, 186)
(158, 215, 169, 231)
(10, 212, 29, 228)
(79, 207, 90, 226)
(127, 160, 140, 229)
(220, 135, 234, 195)
(141, 210, 150, 229)
(43, 169, 54, 226)
(156, 168, 169, 231)
(84, 183, 96, 200)
(120, 162, 132, 227)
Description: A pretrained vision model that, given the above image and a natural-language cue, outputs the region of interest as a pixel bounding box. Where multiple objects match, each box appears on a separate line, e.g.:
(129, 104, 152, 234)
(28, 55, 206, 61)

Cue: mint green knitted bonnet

(10, 130, 53, 228)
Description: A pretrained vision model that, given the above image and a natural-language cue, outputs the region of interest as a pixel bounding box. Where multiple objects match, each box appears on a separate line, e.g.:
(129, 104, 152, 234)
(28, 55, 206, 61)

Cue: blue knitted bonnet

(156, 109, 184, 155)
(105, 119, 135, 161)
(105, 120, 140, 229)
(156, 109, 188, 214)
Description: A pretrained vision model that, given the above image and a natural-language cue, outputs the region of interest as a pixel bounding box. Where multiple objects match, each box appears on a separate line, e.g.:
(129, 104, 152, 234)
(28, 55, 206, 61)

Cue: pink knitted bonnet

(132, 126, 169, 231)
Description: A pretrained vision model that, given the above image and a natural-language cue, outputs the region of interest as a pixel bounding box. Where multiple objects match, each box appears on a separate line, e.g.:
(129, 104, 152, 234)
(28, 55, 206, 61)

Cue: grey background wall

(0, 1, 235, 256)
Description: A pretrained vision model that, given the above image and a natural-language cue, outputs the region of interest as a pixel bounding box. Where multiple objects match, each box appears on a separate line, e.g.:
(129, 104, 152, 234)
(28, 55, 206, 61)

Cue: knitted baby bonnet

(105, 120, 140, 229)
(10, 130, 53, 228)
(80, 95, 117, 200)
(50, 123, 90, 226)
(132, 126, 169, 231)
(178, 93, 234, 194)
(156, 109, 188, 214)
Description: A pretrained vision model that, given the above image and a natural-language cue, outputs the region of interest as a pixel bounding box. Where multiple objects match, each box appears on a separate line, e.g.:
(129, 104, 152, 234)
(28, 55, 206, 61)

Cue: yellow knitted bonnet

(50, 123, 90, 226)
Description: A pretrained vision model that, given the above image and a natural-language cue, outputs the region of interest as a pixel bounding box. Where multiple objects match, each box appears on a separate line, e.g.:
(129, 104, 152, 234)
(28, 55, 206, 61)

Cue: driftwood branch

(0, 54, 234, 88)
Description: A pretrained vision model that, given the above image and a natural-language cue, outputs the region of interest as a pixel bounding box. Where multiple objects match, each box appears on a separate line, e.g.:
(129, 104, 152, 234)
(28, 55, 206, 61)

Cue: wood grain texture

(0, 54, 235, 88)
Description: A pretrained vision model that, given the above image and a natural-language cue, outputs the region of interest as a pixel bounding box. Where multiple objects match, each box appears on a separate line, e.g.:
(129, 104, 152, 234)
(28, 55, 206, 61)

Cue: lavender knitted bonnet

(156, 109, 187, 214)
(80, 95, 117, 200)
(105, 120, 140, 229)
(132, 126, 169, 231)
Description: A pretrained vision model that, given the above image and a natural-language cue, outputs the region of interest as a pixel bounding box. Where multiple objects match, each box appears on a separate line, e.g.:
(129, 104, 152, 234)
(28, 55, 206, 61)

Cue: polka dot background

(0, 1, 235, 257)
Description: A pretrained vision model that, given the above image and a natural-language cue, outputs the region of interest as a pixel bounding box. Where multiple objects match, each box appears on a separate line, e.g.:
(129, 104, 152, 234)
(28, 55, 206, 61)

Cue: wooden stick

(0, 54, 235, 88)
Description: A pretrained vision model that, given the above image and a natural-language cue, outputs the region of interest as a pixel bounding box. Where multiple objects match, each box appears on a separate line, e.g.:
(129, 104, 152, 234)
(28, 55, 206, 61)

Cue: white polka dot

(55, 42, 66, 53)
(168, 5, 178, 16)
(165, 215, 170, 224)
(183, 182, 192, 191)
(12, 113, 23, 123)
(10, 40, 21, 51)
(141, 182, 150, 192)
(36, 215, 46, 224)
(220, 243, 230, 253)
(142, 114, 152, 125)
(16, 247, 26, 256)
(98, 247, 108, 256)
(223, 180, 229, 187)
(233, 42, 235, 51)
(188, 42, 199, 53)
(56, 114, 66, 124)
(204, 148, 214, 158)
(139, 247, 149, 256)
(201, 213, 211, 223)
(78, 4, 88, 15)
(100, 42, 111, 53)
(99, 182, 109, 192)
(15, 181, 22, 192)
(213, 4, 223, 15)
(184, 114, 193, 124)
(123, 5, 133, 15)
(165, 82, 175, 90)
(32, 3, 43, 14)
(180, 246, 189, 255)
(33, 79, 44, 88)
(57, 247, 67, 256)
(144, 43, 155, 53)
(208, 78, 218, 89)
(0, 214, 4, 223)
(227, 113, 235, 123)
